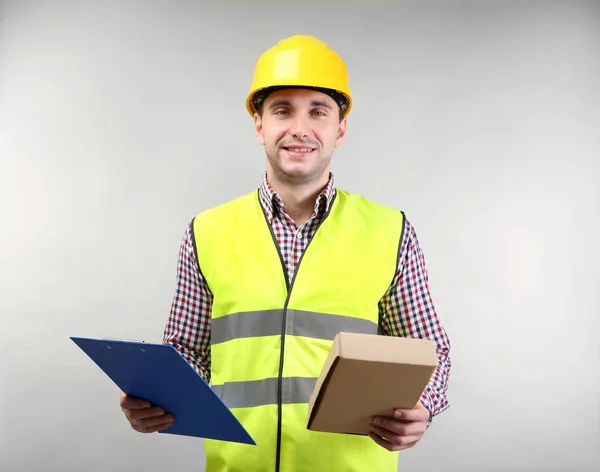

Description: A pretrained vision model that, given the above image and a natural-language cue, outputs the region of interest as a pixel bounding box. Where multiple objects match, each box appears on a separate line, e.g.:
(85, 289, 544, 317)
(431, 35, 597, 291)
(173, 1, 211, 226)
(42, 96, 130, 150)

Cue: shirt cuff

(420, 387, 434, 428)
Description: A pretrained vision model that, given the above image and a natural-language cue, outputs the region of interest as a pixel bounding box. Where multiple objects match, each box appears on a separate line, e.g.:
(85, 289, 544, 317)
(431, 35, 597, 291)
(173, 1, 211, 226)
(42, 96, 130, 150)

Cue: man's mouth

(283, 146, 315, 156)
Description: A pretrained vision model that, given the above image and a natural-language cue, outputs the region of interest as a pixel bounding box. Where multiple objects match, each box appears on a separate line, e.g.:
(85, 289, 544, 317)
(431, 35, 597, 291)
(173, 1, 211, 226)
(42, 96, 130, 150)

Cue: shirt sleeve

(162, 223, 213, 383)
(379, 216, 452, 420)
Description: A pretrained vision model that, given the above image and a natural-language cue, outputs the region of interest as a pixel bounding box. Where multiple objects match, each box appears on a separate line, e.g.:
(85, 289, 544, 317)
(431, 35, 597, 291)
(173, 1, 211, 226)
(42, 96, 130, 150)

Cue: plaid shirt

(163, 173, 451, 419)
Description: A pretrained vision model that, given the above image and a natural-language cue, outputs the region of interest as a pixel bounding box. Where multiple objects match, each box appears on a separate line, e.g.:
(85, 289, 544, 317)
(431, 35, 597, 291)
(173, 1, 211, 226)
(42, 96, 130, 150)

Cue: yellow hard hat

(246, 35, 352, 118)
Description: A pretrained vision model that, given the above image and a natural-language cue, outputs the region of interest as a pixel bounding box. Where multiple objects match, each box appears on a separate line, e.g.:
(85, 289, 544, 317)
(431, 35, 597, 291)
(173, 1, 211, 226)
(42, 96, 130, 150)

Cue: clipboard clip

(102, 337, 147, 343)
(101, 337, 148, 351)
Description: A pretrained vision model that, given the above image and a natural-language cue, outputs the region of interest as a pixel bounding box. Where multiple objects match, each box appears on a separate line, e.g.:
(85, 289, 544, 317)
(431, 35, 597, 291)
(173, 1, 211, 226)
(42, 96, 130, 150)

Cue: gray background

(1, 0, 599, 471)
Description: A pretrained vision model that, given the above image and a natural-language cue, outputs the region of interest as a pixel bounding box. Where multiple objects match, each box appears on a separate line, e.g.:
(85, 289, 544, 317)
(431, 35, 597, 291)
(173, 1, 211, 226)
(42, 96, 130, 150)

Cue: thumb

(393, 402, 430, 422)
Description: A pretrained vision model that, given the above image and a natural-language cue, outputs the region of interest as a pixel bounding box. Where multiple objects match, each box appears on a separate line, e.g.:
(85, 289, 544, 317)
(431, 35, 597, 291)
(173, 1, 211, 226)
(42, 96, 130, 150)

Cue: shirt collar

(258, 171, 336, 223)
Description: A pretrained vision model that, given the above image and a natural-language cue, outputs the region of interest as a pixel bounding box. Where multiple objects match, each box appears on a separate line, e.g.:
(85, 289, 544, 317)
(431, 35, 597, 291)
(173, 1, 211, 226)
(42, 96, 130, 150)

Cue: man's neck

(267, 172, 329, 227)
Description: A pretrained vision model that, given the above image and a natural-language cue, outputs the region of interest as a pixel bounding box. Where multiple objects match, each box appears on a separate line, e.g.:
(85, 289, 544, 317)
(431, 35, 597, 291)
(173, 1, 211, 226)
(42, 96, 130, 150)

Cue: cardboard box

(307, 332, 438, 435)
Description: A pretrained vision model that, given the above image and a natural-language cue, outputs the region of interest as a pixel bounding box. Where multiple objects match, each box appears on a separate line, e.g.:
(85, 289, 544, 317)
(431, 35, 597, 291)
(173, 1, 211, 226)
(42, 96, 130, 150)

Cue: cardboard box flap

(337, 332, 438, 366)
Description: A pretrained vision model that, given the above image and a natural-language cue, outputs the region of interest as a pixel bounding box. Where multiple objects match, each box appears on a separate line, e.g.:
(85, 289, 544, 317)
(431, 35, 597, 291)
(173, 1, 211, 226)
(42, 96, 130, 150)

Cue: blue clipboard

(70, 336, 255, 445)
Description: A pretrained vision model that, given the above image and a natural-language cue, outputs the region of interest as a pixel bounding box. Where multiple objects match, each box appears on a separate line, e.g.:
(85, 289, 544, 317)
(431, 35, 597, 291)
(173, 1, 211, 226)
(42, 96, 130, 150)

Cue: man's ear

(254, 113, 265, 145)
(334, 117, 347, 149)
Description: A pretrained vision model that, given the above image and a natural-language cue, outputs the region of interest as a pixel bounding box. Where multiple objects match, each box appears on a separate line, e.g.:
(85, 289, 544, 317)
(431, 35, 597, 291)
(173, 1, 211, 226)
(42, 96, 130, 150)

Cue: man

(120, 35, 451, 472)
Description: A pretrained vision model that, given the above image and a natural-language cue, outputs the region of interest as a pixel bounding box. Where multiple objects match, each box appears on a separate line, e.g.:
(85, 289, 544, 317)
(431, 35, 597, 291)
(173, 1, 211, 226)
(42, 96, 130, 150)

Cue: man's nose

(289, 115, 310, 138)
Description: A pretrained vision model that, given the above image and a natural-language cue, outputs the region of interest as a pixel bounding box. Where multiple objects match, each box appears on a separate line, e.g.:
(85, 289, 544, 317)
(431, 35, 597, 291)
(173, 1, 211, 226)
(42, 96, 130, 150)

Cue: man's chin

(267, 153, 329, 183)
(276, 166, 327, 184)
(276, 156, 312, 174)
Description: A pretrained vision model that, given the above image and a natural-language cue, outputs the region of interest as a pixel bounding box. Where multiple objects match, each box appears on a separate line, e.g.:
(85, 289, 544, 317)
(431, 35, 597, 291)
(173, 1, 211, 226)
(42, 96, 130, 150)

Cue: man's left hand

(369, 401, 430, 451)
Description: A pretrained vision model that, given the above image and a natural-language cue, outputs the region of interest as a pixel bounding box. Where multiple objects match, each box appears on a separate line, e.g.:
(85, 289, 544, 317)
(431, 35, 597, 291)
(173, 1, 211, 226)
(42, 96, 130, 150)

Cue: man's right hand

(120, 391, 175, 433)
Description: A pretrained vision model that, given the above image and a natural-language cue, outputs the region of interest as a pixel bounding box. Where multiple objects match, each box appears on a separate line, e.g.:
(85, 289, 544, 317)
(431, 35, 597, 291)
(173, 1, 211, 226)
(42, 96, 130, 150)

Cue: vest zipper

(258, 191, 337, 472)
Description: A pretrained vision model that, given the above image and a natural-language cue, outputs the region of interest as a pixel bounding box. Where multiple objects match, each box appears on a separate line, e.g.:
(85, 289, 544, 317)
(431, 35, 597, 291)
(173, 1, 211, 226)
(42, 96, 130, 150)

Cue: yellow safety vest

(192, 188, 405, 472)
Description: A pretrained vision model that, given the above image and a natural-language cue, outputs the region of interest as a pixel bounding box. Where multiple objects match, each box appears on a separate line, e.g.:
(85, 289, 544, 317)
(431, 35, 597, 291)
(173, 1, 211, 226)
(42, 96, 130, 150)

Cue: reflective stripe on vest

(211, 309, 379, 345)
(212, 377, 316, 408)
(192, 189, 405, 472)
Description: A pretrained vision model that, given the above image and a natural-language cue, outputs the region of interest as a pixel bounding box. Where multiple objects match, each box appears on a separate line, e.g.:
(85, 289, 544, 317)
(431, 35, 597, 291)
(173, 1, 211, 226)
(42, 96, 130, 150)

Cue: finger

(133, 419, 174, 434)
(392, 405, 430, 423)
(142, 422, 174, 434)
(369, 425, 421, 451)
(371, 416, 426, 436)
(369, 431, 397, 451)
(121, 395, 152, 410)
(369, 432, 418, 451)
(135, 414, 174, 430)
(127, 406, 167, 421)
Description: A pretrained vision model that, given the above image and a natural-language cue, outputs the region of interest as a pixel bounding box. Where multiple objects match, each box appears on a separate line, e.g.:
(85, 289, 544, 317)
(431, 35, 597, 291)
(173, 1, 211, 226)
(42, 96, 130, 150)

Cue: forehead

(263, 88, 338, 109)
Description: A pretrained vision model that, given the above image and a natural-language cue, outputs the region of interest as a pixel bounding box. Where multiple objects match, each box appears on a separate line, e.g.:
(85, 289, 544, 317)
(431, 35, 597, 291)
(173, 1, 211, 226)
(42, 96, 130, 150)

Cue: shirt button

(297, 233, 303, 239)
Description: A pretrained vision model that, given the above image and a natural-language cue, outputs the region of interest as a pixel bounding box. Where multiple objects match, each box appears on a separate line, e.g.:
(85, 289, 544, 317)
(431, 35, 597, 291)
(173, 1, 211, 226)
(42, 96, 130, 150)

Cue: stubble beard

(265, 146, 332, 187)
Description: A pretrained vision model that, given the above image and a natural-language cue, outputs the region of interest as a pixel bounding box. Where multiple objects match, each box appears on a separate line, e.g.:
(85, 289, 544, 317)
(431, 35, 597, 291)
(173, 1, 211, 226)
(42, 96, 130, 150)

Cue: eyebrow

(268, 99, 333, 110)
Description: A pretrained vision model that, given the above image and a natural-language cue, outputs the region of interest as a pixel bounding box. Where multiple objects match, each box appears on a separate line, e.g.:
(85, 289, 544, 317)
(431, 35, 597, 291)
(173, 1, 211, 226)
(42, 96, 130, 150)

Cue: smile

(283, 147, 316, 158)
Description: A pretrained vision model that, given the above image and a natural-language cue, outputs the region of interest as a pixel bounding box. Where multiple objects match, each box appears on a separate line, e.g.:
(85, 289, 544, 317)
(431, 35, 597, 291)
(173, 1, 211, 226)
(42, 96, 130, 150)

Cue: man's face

(254, 88, 347, 186)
